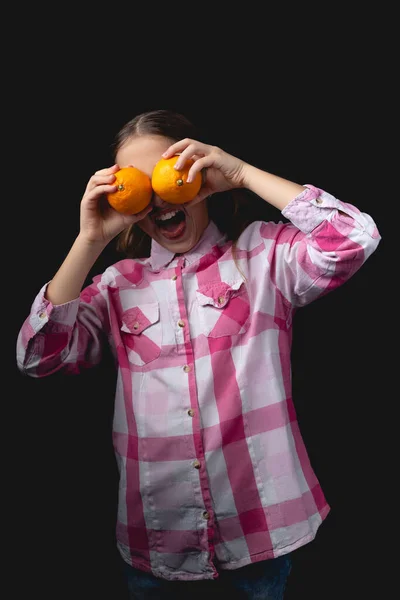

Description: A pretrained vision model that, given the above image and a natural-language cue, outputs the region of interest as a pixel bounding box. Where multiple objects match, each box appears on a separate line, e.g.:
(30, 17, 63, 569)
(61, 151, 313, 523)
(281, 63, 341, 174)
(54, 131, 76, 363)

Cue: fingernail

(186, 176, 192, 183)
(174, 163, 181, 170)
(162, 151, 168, 157)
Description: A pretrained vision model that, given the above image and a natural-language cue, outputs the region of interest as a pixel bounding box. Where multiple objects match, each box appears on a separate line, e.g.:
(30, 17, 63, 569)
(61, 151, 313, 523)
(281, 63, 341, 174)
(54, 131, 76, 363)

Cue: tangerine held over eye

(151, 156, 202, 204)
(107, 167, 152, 214)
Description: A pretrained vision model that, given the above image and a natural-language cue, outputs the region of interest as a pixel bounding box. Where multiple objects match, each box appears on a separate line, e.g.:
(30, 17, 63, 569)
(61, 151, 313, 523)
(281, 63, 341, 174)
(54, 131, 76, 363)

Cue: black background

(7, 10, 395, 600)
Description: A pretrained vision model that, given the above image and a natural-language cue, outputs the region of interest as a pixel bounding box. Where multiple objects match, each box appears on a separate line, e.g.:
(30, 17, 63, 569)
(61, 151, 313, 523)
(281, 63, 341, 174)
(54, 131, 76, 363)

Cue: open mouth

(152, 208, 187, 240)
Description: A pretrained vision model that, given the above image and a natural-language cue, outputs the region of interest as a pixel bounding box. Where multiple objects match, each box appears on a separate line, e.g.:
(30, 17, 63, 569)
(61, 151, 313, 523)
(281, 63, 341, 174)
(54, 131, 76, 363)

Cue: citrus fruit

(107, 167, 152, 214)
(151, 156, 202, 204)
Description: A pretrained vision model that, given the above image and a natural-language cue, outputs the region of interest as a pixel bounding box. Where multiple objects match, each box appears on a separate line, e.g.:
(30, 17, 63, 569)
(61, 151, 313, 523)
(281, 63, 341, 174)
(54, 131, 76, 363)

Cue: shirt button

(172, 275, 177, 281)
(178, 320, 185, 328)
(202, 511, 210, 520)
(192, 460, 201, 469)
(39, 312, 46, 319)
(188, 409, 195, 417)
(218, 296, 225, 304)
(183, 365, 191, 373)
(316, 197, 323, 204)
(133, 322, 139, 330)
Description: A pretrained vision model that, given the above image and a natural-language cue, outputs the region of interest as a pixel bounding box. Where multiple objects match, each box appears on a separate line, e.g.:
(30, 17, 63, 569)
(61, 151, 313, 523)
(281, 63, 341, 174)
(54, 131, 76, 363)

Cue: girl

(16, 110, 381, 599)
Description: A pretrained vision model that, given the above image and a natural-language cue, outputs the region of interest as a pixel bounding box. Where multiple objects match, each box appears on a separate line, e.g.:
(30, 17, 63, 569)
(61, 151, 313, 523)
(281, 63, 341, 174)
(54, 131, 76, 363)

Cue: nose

(151, 193, 170, 209)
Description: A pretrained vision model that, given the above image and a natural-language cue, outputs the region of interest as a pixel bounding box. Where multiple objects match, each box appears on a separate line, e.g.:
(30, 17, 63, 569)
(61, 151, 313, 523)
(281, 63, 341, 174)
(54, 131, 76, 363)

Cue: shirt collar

(149, 220, 226, 271)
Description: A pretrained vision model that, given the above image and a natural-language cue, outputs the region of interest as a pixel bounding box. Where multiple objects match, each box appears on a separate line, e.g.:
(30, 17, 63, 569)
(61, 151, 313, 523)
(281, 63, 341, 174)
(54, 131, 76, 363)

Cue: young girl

(16, 109, 381, 599)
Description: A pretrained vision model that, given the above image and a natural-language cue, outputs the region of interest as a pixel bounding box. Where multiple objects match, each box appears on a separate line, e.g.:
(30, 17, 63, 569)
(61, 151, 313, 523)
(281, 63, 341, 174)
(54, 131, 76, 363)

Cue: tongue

(161, 220, 182, 233)
(157, 212, 186, 235)
(158, 217, 186, 239)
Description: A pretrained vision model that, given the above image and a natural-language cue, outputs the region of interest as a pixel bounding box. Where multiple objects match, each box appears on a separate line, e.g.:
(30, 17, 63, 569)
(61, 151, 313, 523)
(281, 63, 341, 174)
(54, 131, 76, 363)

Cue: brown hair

(111, 109, 276, 259)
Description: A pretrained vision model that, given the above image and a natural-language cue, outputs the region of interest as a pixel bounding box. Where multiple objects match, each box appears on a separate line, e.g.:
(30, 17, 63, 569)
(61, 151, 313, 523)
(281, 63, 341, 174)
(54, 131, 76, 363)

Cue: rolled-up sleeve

(261, 184, 381, 307)
(17, 276, 109, 377)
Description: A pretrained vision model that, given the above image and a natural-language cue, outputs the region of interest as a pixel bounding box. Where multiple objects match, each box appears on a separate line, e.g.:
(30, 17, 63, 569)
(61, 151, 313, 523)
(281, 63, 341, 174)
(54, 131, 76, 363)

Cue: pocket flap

(196, 280, 244, 309)
(120, 303, 159, 335)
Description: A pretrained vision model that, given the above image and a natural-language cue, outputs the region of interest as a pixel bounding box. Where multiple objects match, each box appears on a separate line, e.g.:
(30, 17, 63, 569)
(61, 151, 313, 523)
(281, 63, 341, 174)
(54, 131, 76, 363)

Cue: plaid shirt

(17, 184, 381, 581)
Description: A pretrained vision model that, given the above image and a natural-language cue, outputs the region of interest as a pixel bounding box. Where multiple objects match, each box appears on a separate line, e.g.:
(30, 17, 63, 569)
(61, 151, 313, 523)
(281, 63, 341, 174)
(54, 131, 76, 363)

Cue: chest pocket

(120, 302, 161, 366)
(196, 279, 250, 338)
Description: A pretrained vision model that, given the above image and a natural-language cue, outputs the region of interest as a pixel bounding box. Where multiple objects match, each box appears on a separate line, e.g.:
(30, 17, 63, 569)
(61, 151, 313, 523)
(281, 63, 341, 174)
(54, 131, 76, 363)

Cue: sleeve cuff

(30, 281, 81, 333)
(281, 184, 358, 234)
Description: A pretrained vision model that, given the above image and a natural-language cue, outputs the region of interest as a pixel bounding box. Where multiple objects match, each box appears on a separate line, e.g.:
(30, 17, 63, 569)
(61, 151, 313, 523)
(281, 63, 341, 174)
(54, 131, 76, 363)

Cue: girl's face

(116, 135, 209, 254)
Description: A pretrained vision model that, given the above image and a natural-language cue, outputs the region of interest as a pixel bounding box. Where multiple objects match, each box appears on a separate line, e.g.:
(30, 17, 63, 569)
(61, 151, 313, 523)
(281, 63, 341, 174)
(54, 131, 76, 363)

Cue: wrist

(76, 233, 108, 255)
(240, 162, 256, 190)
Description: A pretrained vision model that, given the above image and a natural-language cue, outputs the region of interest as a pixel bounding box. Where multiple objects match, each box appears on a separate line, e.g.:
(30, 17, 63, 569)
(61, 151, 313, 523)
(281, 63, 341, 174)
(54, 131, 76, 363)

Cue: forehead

(116, 135, 173, 175)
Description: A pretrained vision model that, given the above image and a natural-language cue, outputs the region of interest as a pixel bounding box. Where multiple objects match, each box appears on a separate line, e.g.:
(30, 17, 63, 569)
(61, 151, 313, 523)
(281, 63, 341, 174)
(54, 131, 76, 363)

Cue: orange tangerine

(151, 156, 202, 204)
(107, 167, 152, 214)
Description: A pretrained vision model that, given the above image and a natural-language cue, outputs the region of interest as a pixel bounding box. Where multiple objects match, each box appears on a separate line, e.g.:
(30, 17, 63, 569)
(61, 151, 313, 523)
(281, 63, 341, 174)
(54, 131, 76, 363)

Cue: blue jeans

(122, 554, 292, 599)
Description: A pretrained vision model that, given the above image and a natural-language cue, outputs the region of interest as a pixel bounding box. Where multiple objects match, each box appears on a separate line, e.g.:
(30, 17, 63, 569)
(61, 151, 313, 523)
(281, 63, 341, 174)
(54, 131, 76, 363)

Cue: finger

(162, 138, 209, 160)
(162, 138, 193, 158)
(85, 173, 117, 193)
(133, 204, 153, 222)
(186, 155, 214, 183)
(173, 144, 203, 170)
(84, 184, 117, 203)
(110, 203, 152, 223)
(93, 164, 120, 176)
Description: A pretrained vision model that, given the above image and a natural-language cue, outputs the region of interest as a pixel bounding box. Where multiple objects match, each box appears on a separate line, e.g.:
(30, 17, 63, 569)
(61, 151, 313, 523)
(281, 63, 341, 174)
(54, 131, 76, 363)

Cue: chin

(158, 235, 199, 254)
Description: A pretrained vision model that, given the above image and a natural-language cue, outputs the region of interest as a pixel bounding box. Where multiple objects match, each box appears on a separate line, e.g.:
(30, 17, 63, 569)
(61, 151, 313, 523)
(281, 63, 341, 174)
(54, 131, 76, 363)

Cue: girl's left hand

(161, 138, 247, 205)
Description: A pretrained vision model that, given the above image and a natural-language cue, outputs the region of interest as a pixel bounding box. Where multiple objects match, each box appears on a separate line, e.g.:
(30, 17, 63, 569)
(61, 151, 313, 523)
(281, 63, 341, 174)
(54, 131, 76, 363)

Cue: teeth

(156, 210, 180, 222)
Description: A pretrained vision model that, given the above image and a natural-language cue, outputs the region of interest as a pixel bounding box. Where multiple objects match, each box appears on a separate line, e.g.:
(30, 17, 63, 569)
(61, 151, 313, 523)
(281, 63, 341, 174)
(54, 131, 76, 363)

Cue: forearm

(46, 234, 107, 305)
(242, 163, 306, 211)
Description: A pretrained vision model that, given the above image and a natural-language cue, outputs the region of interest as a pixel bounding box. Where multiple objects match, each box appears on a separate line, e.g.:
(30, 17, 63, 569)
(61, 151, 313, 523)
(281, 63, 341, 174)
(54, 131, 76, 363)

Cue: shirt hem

(117, 505, 330, 581)
(218, 505, 331, 571)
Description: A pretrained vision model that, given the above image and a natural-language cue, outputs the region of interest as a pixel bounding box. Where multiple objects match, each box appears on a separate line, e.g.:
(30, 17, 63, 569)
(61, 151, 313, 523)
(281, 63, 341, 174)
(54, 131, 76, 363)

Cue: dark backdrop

(7, 17, 394, 600)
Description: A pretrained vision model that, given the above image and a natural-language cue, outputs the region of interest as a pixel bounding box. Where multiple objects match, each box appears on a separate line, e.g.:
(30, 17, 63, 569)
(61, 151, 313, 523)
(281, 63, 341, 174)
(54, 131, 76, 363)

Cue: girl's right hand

(79, 164, 152, 245)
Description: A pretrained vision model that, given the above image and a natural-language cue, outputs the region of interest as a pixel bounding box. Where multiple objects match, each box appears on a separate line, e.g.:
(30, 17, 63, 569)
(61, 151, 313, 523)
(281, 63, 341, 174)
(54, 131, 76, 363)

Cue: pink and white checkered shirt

(17, 184, 381, 581)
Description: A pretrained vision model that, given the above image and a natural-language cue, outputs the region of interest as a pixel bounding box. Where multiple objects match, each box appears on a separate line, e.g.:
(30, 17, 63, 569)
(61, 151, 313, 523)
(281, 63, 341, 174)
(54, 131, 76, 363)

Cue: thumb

(131, 204, 153, 223)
